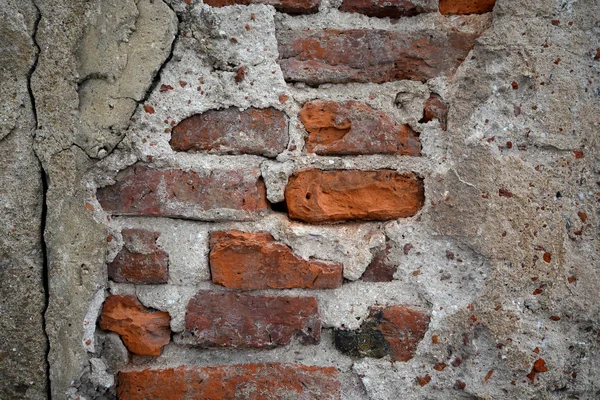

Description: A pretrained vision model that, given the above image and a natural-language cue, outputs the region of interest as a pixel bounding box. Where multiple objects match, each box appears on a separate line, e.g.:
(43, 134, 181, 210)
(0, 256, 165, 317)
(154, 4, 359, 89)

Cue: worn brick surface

(117, 363, 340, 399)
(278, 29, 481, 85)
(203, 0, 320, 14)
(285, 169, 425, 223)
(339, 0, 437, 18)
(299, 100, 420, 156)
(108, 229, 168, 284)
(96, 165, 268, 219)
(99, 295, 171, 357)
(170, 108, 288, 158)
(438, 0, 496, 14)
(210, 231, 343, 289)
(361, 241, 395, 282)
(185, 291, 321, 348)
(334, 305, 429, 361)
(421, 93, 448, 131)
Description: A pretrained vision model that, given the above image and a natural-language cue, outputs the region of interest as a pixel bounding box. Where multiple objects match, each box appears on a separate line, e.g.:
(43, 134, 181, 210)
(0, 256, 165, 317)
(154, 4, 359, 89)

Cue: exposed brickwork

(99, 295, 171, 357)
(108, 229, 168, 284)
(170, 108, 288, 158)
(299, 100, 421, 156)
(117, 363, 340, 399)
(334, 305, 429, 361)
(278, 29, 481, 85)
(96, 165, 268, 219)
(421, 93, 448, 131)
(203, 0, 320, 14)
(285, 169, 425, 223)
(210, 231, 343, 289)
(361, 240, 396, 282)
(339, 0, 437, 18)
(438, 0, 496, 15)
(185, 291, 321, 348)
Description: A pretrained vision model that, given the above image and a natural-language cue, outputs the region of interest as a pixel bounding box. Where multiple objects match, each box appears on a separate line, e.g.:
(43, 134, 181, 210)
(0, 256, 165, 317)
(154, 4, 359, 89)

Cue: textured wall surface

(0, 0, 599, 399)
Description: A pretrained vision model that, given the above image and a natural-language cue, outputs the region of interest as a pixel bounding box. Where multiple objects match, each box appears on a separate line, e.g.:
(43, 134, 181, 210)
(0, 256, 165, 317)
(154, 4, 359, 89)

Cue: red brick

(421, 93, 448, 130)
(96, 165, 268, 220)
(210, 231, 343, 289)
(99, 295, 170, 356)
(170, 108, 288, 157)
(340, 0, 437, 18)
(299, 100, 420, 156)
(185, 291, 321, 348)
(438, 0, 496, 15)
(361, 240, 396, 282)
(117, 363, 340, 400)
(108, 229, 168, 284)
(203, 0, 320, 14)
(285, 169, 424, 223)
(379, 305, 430, 361)
(278, 29, 482, 85)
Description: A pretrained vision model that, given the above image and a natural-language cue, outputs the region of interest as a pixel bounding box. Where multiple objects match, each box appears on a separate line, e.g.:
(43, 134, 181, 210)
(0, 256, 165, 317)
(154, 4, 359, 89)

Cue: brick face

(421, 93, 448, 131)
(299, 100, 421, 156)
(210, 231, 343, 289)
(339, 0, 437, 18)
(278, 29, 481, 85)
(99, 295, 171, 357)
(334, 305, 429, 361)
(108, 229, 168, 284)
(361, 241, 395, 282)
(285, 169, 425, 223)
(170, 108, 288, 158)
(203, 0, 320, 14)
(96, 165, 268, 220)
(438, 0, 496, 15)
(117, 363, 340, 400)
(185, 291, 321, 348)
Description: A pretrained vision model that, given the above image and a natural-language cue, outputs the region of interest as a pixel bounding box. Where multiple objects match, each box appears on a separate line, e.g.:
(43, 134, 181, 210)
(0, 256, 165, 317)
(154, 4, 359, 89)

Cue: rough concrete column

(0, 1, 47, 398)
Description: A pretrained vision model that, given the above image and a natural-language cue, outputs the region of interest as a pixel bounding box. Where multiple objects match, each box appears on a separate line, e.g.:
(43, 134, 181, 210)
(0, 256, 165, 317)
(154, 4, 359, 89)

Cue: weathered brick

(108, 229, 168, 284)
(203, 0, 320, 14)
(334, 305, 429, 361)
(438, 0, 496, 14)
(278, 29, 481, 85)
(185, 291, 321, 348)
(170, 108, 288, 158)
(299, 100, 420, 156)
(340, 0, 437, 18)
(285, 169, 424, 223)
(96, 165, 268, 220)
(99, 295, 170, 357)
(361, 240, 396, 282)
(210, 231, 343, 289)
(117, 363, 340, 399)
(421, 93, 448, 130)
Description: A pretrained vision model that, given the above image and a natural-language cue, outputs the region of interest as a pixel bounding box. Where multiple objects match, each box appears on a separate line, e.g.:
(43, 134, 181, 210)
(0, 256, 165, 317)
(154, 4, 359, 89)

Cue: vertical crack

(27, 0, 51, 398)
(27, 1, 40, 129)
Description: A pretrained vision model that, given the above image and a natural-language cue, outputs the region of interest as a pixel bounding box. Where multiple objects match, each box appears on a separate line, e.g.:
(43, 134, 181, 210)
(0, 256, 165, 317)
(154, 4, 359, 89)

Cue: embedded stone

(334, 305, 430, 361)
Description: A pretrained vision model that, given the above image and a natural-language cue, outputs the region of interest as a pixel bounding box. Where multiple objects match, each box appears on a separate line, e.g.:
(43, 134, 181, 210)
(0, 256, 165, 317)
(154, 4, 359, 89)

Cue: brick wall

(87, 1, 496, 398)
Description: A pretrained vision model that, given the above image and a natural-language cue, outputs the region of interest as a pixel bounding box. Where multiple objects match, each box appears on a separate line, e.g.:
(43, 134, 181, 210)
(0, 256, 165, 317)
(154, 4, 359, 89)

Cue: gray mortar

(3, 0, 596, 398)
